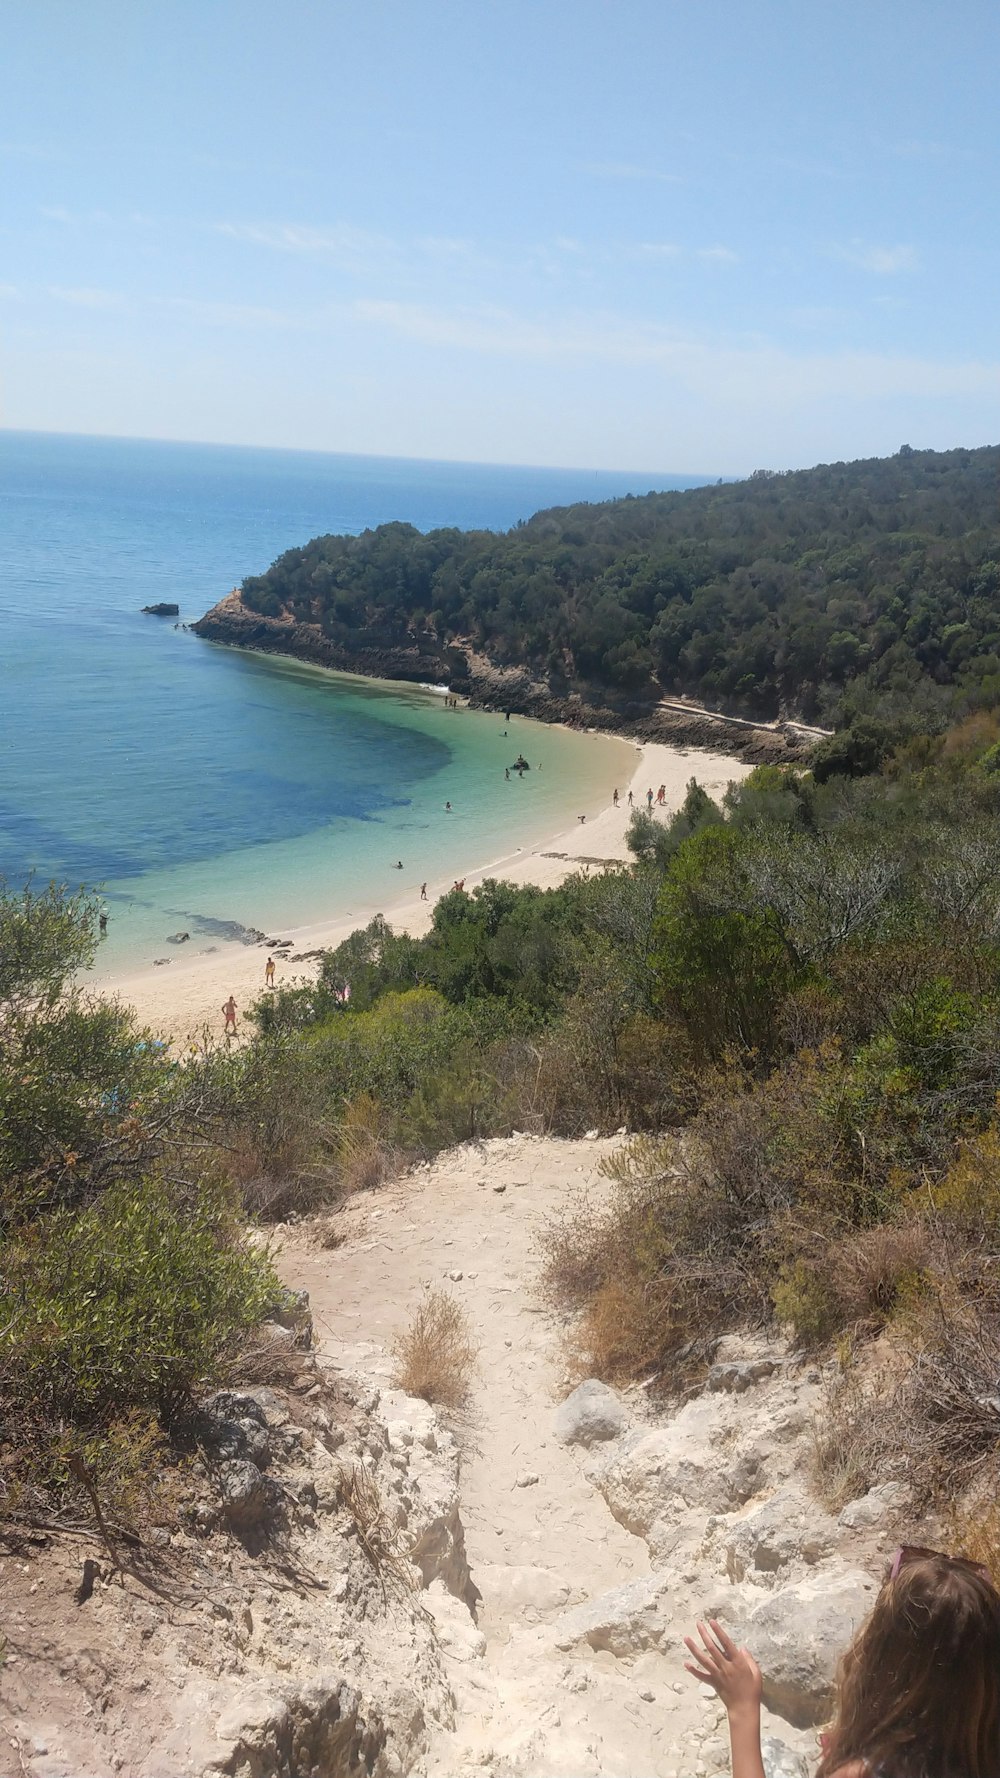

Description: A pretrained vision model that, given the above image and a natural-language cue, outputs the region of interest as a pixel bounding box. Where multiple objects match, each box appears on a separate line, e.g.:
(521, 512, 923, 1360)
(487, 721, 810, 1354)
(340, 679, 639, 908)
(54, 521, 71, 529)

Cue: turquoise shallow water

(0, 431, 703, 972)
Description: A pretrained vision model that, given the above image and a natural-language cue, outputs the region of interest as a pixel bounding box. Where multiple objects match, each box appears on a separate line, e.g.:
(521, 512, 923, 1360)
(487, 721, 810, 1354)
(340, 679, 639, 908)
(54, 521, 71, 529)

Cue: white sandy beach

(99, 738, 750, 1043)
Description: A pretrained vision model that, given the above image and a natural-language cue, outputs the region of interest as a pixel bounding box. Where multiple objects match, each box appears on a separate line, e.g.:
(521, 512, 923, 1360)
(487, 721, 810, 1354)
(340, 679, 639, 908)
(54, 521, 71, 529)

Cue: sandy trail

(282, 1136, 717, 1777)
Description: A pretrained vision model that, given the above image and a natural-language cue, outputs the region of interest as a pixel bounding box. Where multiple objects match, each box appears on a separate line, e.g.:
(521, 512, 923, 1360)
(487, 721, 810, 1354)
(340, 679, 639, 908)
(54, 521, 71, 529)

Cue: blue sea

(0, 431, 710, 975)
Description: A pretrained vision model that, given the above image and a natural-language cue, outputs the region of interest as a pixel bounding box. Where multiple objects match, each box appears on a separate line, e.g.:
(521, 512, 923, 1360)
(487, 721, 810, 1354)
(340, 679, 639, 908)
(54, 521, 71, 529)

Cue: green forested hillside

(241, 443, 1000, 724)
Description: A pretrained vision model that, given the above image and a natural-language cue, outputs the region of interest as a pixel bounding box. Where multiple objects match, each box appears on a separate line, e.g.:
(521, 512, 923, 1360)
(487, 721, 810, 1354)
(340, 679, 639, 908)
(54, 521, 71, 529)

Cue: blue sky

(2, 0, 998, 472)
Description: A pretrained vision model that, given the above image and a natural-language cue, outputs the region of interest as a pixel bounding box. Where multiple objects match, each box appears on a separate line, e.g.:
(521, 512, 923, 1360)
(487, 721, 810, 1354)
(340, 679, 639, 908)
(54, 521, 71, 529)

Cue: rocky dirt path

(283, 1134, 721, 1778)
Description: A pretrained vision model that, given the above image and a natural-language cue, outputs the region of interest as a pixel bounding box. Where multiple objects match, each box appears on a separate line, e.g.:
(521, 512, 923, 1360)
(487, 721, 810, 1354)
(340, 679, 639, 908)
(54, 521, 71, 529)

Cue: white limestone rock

(554, 1378, 625, 1447)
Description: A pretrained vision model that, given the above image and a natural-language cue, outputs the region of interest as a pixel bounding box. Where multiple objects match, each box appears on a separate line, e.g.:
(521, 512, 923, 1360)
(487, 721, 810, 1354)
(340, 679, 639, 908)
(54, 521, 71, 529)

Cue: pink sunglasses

(889, 1544, 992, 1582)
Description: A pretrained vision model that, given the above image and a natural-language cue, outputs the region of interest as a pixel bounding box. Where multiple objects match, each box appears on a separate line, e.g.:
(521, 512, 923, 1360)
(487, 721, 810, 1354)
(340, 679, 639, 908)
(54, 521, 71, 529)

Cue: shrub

(830, 1221, 931, 1327)
(391, 1290, 477, 1409)
(542, 1138, 744, 1382)
(0, 1174, 278, 1425)
(772, 1258, 838, 1346)
(216, 1037, 333, 1218)
(334, 1093, 397, 1193)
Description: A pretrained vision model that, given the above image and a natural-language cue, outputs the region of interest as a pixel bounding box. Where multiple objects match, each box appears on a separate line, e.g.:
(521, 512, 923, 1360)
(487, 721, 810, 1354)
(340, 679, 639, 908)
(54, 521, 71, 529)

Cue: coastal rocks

(194, 1389, 273, 1466)
(838, 1481, 908, 1530)
(377, 1388, 475, 1606)
(554, 1378, 625, 1448)
(593, 1399, 767, 1554)
(217, 1458, 277, 1531)
(550, 1575, 671, 1656)
(167, 930, 191, 943)
(192, 1677, 387, 1778)
(721, 1484, 838, 1582)
(192, 590, 815, 766)
(742, 1568, 878, 1726)
(142, 601, 180, 616)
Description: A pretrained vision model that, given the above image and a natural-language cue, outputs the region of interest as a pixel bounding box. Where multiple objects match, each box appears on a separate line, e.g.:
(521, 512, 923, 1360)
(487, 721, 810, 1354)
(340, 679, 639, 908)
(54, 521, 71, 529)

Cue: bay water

(0, 431, 708, 975)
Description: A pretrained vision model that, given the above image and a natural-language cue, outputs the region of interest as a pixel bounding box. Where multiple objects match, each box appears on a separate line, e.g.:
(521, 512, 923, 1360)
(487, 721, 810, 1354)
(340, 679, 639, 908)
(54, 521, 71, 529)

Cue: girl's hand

(684, 1619, 763, 1717)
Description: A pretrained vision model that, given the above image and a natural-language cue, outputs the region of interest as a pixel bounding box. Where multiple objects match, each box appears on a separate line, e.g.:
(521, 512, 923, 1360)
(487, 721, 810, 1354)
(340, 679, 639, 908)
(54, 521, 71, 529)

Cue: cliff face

(193, 590, 815, 766)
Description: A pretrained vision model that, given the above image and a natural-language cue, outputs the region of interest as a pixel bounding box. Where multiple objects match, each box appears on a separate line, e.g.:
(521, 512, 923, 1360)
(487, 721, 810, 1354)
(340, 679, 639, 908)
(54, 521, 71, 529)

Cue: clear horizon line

(0, 422, 738, 485)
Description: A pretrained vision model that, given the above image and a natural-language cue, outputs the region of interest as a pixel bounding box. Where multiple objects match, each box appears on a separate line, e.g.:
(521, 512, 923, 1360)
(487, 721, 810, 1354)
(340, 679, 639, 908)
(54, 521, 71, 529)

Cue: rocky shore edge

(192, 590, 822, 767)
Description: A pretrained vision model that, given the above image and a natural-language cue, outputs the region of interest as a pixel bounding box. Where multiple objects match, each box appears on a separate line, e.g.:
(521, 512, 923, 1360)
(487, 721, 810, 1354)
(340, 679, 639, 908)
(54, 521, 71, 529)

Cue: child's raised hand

(684, 1619, 762, 1717)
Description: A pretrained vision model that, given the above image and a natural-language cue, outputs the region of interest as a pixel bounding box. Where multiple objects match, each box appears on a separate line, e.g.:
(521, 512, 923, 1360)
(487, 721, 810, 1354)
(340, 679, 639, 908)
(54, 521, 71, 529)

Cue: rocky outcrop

(2, 1353, 468, 1778)
(192, 590, 815, 766)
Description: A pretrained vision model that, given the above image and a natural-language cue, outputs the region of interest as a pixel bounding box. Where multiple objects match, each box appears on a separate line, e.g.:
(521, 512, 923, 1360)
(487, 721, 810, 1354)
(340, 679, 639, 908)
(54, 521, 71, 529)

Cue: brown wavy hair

(816, 1557, 1000, 1778)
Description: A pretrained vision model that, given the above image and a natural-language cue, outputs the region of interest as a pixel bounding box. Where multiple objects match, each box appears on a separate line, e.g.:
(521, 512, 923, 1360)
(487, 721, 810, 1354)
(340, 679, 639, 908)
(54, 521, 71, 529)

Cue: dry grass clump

(391, 1290, 477, 1409)
(810, 1360, 906, 1509)
(336, 1460, 414, 1598)
(334, 1094, 398, 1195)
(541, 1135, 747, 1384)
(831, 1221, 931, 1325)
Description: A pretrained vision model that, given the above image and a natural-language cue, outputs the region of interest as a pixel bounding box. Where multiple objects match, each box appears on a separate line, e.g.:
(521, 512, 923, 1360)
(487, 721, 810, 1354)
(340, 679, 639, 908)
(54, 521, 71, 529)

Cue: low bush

(334, 1093, 397, 1193)
(215, 1038, 333, 1218)
(391, 1290, 477, 1410)
(1, 1173, 277, 1427)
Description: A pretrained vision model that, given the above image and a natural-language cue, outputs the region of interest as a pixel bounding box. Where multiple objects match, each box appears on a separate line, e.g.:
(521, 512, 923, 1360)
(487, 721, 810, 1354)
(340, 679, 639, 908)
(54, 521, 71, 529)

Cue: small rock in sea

(515, 1472, 540, 1488)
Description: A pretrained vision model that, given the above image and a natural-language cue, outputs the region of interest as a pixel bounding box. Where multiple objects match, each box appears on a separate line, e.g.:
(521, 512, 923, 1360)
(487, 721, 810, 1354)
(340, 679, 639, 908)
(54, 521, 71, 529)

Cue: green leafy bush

(1, 1174, 277, 1424)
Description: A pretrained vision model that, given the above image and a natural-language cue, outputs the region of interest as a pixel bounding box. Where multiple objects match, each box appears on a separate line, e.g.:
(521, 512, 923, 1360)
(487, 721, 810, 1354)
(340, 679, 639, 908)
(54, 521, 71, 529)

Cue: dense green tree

(235, 444, 1000, 726)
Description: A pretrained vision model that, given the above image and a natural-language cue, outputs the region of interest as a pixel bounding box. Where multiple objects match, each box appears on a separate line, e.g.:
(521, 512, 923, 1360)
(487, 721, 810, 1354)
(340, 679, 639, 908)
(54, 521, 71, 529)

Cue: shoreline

(95, 735, 750, 1043)
(193, 593, 824, 762)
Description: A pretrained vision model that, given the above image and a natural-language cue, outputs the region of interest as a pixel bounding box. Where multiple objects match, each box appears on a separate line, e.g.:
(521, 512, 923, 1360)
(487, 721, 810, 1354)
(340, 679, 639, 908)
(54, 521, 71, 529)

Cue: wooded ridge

(195, 442, 1000, 735)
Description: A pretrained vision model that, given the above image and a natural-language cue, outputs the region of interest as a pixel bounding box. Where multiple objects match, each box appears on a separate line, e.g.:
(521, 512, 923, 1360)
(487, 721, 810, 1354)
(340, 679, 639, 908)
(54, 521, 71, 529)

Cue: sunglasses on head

(889, 1545, 992, 1583)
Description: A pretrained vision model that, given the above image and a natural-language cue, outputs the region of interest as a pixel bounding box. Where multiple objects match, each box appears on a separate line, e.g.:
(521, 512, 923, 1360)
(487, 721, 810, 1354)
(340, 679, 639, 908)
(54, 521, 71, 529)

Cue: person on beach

(613, 788, 619, 807)
(646, 787, 654, 809)
(264, 957, 275, 988)
(453, 879, 465, 892)
(98, 911, 108, 935)
(685, 1547, 1000, 1778)
(222, 995, 238, 1034)
(420, 883, 428, 900)
(505, 767, 510, 780)
(657, 784, 666, 804)
(627, 789, 633, 807)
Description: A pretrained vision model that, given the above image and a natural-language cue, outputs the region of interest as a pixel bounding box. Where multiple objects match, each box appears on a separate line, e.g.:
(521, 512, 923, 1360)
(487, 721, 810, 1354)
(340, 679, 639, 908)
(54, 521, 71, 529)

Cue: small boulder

(193, 1391, 272, 1467)
(554, 1378, 625, 1448)
(218, 1459, 276, 1530)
